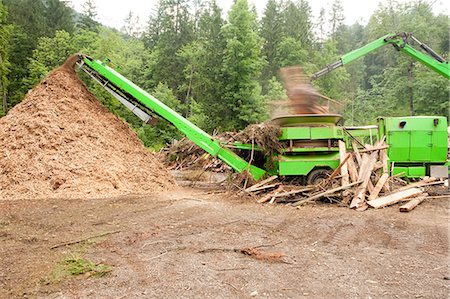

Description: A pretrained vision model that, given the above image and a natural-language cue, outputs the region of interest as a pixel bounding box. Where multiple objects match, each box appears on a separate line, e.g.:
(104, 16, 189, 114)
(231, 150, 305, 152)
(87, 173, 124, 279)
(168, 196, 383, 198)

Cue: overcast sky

(70, 0, 449, 31)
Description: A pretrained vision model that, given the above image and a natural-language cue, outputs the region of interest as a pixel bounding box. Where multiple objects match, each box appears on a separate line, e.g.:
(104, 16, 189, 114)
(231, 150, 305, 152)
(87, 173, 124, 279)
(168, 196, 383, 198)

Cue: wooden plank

(247, 183, 280, 193)
(350, 151, 378, 209)
(396, 178, 441, 192)
(338, 140, 349, 186)
(359, 145, 389, 153)
(270, 187, 314, 198)
(399, 195, 428, 212)
(346, 155, 359, 183)
(367, 180, 375, 193)
(293, 181, 362, 207)
(245, 175, 278, 192)
(380, 148, 388, 174)
(367, 188, 423, 209)
(327, 153, 351, 182)
(352, 141, 362, 166)
(368, 173, 389, 201)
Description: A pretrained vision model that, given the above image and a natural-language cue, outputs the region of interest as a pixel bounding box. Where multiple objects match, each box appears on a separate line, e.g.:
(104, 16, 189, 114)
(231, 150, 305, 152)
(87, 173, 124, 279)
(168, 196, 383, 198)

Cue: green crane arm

(77, 55, 266, 180)
(311, 32, 450, 80)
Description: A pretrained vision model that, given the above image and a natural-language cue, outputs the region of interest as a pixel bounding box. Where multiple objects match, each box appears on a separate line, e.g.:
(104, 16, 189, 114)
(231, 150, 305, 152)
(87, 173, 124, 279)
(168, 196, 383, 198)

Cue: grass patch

(51, 254, 111, 281)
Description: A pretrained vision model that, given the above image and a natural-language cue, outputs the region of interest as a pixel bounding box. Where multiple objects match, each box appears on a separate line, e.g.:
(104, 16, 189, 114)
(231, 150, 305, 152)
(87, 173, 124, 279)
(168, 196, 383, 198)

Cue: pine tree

(80, 0, 99, 31)
(0, 1, 12, 115)
(45, 0, 74, 34)
(221, 0, 266, 130)
(260, 0, 283, 87)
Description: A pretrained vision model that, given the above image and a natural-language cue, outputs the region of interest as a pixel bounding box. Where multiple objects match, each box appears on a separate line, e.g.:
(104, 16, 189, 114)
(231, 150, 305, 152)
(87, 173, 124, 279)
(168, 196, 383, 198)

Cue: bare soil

(0, 57, 173, 200)
(0, 187, 448, 299)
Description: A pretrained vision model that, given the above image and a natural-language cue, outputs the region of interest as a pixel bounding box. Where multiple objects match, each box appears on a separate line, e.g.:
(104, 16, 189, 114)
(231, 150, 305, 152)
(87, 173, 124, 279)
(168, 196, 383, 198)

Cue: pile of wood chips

(243, 138, 448, 212)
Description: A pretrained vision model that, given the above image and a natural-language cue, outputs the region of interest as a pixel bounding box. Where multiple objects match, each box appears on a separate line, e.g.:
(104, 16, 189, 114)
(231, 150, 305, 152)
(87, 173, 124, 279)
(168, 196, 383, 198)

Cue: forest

(0, 0, 448, 149)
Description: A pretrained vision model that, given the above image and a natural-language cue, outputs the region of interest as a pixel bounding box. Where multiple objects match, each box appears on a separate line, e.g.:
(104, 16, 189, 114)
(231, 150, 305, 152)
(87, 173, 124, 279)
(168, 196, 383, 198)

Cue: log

(293, 181, 362, 206)
(399, 195, 428, 212)
(367, 187, 423, 209)
(368, 173, 390, 201)
(245, 175, 278, 192)
(338, 140, 349, 186)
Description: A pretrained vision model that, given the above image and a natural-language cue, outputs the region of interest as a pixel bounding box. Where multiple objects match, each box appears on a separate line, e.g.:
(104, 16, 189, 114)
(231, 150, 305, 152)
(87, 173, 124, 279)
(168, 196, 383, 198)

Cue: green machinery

(378, 116, 448, 178)
(311, 32, 449, 178)
(76, 32, 449, 182)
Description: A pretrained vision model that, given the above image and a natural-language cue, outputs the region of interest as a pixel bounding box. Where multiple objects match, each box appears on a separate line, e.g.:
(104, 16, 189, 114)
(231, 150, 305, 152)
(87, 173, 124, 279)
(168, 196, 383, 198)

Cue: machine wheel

(306, 169, 332, 185)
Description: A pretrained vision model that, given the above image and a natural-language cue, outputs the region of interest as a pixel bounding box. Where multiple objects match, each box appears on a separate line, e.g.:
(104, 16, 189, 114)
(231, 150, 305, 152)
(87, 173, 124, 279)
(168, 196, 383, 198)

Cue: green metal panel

(311, 127, 344, 139)
(279, 126, 343, 140)
(431, 131, 448, 162)
(382, 116, 448, 164)
(277, 153, 340, 176)
(392, 166, 425, 177)
(81, 57, 266, 180)
(409, 131, 432, 161)
(387, 131, 410, 161)
(392, 166, 409, 177)
(281, 147, 339, 153)
(279, 127, 310, 140)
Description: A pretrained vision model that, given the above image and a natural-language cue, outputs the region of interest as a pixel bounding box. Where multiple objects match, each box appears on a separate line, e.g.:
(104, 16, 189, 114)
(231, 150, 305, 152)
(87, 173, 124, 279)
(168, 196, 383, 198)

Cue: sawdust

(0, 55, 174, 200)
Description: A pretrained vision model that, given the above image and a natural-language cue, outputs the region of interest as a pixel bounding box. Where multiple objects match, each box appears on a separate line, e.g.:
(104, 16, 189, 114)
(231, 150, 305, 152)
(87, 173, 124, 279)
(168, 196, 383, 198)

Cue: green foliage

(52, 254, 111, 281)
(264, 77, 287, 102)
(275, 37, 308, 67)
(221, 0, 266, 130)
(0, 1, 12, 115)
(25, 30, 75, 87)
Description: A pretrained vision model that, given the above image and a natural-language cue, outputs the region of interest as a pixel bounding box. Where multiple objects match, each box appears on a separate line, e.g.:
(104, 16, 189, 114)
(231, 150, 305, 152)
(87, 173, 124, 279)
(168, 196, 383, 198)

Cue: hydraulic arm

(311, 32, 450, 80)
(76, 55, 266, 180)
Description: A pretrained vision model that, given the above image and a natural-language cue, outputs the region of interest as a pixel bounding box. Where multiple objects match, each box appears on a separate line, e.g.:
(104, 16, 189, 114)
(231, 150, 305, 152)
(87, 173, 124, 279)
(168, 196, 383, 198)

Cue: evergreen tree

(329, 0, 344, 38)
(80, 0, 99, 31)
(0, 1, 12, 115)
(221, 0, 266, 130)
(260, 0, 283, 87)
(45, 0, 75, 34)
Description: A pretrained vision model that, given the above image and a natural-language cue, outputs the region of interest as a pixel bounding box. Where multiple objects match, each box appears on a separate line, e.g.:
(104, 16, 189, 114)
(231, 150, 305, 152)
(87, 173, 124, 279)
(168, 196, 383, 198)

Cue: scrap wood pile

(160, 122, 282, 172)
(243, 138, 448, 212)
(160, 138, 231, 173)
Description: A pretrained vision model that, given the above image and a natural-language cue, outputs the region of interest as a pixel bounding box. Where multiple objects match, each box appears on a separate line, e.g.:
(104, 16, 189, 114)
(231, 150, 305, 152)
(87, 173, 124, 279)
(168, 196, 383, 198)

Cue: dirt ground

(0, 185, 449, 299)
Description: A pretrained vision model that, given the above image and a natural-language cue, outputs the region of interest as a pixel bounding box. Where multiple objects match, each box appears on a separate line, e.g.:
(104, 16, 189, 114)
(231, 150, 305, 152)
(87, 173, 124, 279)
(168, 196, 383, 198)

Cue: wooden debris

(368, 173, 390, 201)
(346, 155, 359, 183)
(293, 181, 362, 206)
(245, 183, 281, 193)
(367, 187, 424, 209)
(399, 194, 428, 212)
(245, 175, 278, 192)
(338, 140, 349, 186)
(269, 187, 314, 198)
(350, 151, 378, 209)
(396, 177, 441, 192)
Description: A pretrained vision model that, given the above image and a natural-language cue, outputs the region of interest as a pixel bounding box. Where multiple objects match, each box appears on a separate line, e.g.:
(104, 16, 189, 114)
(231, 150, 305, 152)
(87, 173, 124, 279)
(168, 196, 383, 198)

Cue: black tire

(306, 168, 332, 185)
